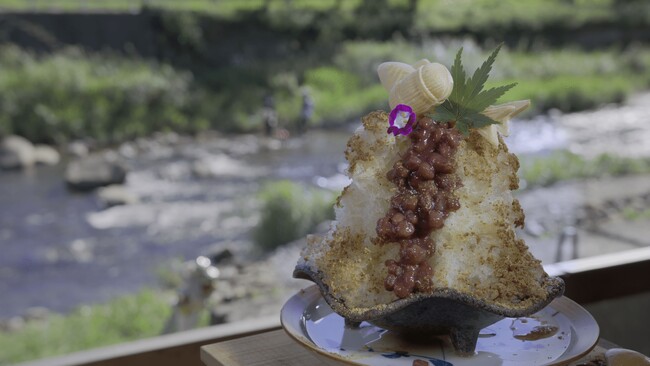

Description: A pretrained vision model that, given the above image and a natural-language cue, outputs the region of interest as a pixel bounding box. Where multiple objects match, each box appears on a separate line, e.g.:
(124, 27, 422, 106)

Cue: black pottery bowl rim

(294, 264, 565, 322)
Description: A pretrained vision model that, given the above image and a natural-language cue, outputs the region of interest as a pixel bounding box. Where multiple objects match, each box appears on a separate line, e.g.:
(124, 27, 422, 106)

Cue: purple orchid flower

(387, 104, 416, 136)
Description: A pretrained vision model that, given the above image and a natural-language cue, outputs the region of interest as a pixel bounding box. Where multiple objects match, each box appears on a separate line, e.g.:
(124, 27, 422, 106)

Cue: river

(0, 129, 352, 319)
(2, 94, 649, 319)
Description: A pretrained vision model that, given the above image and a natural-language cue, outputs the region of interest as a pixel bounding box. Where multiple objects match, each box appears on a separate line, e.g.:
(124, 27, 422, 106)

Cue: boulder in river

(97, 184, 139, 207)
(33, 145, 61, 166)
(0, 135, 35, 170)
(67, 140, 89, 158)
(65, 155, 127, 191)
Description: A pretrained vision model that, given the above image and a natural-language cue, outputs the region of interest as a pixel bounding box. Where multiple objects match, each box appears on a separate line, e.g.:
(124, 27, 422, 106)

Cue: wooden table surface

(201, 328, 612, 366)
(202, 328, 339, 366)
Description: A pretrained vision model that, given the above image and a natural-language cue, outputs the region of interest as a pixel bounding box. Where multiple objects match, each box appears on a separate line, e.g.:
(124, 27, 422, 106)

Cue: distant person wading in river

(298, 88, 314, 134)
(262, 94, 278, 137)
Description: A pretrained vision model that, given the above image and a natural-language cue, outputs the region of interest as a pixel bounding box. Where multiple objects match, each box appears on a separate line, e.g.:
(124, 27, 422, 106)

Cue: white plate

(281, 285, 599, 366)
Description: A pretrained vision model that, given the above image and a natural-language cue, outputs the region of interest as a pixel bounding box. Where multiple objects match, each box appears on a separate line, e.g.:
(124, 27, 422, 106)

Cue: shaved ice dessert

(293, 45, 564, 353)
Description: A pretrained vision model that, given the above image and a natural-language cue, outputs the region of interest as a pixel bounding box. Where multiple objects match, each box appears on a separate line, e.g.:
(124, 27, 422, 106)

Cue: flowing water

(0, 129, 351, 318)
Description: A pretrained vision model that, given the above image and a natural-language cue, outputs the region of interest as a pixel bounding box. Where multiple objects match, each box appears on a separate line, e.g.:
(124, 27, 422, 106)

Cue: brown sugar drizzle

(376, 117, 463, 298)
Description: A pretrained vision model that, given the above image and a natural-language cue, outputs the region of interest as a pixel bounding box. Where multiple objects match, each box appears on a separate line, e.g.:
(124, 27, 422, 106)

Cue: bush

(0, 289, 174, 365)
(519, 150, 650, 188)
(0, 46, 205, 144)
(253, 181, 335, 251)
(414, 0, 615, 34)
(493, 75, 635, 114)
(305, 67, 386, 125)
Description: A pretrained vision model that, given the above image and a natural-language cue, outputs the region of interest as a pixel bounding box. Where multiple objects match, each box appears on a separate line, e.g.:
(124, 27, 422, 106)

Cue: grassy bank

(254, 180, 335, 251)
(0, 46, 209, 144)
(1, 42, 649, 144)
(0, 289, 181, 365)
(519, 150, 650, 188)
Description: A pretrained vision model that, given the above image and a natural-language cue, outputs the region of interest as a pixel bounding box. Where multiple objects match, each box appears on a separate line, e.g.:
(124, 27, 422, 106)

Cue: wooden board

(201, 329, 341, 366)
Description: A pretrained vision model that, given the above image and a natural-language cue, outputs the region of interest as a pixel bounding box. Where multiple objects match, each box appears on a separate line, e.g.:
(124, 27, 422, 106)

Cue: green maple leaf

(429, 44, 517, 136)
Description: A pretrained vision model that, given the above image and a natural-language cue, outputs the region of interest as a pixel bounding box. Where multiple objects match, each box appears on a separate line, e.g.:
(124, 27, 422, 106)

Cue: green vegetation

(0, 289, 180, 365)
(305, 67, 386, 124)
(492, 75, 632, 113)
(253, 181, 335, 251)
(0, 1, 649, 143)
(622, 207, 650, 221)
(414, 0, 619, 33)
(2, 0, 648, 32)
(0, 46, 209, 144)
(519, 150, 650, 188)
(491, 48, 650, 113)
(332, 41, 650, 116)
(0, 42, 648, 145)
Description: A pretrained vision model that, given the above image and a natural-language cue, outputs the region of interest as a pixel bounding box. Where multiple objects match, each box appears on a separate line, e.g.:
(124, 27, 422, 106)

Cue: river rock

(67, 140, 89, 158)
(65, 155, 127, 191)
(208, 248, 235, 265)
(192, 154, 266, 179)
(0, 316, 25, 332)
(23, 307, 50, 322)
(97, 184, 139, 207)
(33, 145, 61, 165)
(0, 135, 35, 169)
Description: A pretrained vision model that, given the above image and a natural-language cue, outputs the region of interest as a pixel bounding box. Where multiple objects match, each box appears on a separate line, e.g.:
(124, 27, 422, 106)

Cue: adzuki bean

(377, 117, 462, 298)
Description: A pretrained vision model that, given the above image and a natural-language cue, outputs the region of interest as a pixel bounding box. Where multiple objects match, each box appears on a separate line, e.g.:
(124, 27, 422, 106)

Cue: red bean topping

(443, 129, 463, 148)
(427, 210, 446, 230)
(400, 243, 428, 265)
(393, 265, 417, 298)
(385, 274, 397, 291)
(428, 152, 454, 173)
(418, 117, 435, 130)
(417, 163, 435, 180)
(413, 141, 428, 153)
(420, 184, 438, 197)
(447, 197, 461, 212)
(408, 174, 422, 189)
(434, 174, 456, 191)
(417, 193, 434, 212)
(434, 195, 447, 212)
(404, 154, 423, 170)
(430, 127, 444, 143)
(394, 161, 409, 178)
(391, 212, 406, 224)
(418, 237, 435, 252)
(386, 169, 397, 181)
(438, 143, 452, 157)
(385, 260, 399, 274)
(391, 194, 418, 211)
(377, 118, 463, 298)
(396, 220, 415, 238)
(405, 210, 418, 224)
(376, 217, 392, 238)
(415, 263, 433, 291)
(411, 128, 429, 141)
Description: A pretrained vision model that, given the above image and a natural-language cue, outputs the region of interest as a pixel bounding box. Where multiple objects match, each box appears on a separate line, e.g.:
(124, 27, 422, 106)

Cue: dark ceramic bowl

(294, 264, 565, 355)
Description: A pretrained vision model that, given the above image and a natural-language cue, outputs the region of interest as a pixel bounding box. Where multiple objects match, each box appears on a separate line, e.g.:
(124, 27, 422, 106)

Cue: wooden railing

(545, 246, 650, 304)
(15, 247, 650, 366)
